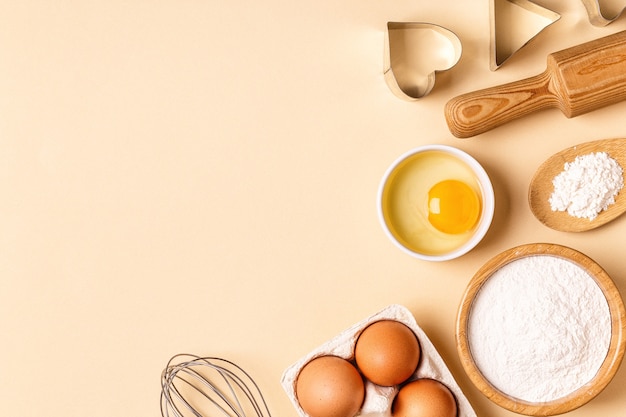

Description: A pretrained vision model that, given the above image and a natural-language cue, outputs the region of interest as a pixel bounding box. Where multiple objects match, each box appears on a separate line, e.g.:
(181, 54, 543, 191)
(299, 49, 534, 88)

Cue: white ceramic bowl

(377, 145, 494, 261)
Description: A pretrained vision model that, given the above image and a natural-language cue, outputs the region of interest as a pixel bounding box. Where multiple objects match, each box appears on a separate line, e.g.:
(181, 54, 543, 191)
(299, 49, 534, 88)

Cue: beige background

(3, 1, 626, 416)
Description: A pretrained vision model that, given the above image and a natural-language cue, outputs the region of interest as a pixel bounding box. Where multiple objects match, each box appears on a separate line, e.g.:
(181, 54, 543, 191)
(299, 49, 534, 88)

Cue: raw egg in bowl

(377, 145, 494, 261)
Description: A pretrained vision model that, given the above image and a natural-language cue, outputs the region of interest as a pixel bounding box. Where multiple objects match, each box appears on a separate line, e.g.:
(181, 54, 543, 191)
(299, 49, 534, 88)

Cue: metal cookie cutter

(490, 0, 560, 70)
(384, 22, 462, 101)
(581, 0, 626, 26)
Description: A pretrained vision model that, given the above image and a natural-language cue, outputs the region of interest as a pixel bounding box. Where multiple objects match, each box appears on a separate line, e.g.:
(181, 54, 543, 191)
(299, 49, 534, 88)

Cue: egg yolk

(427, 179, 481, 234)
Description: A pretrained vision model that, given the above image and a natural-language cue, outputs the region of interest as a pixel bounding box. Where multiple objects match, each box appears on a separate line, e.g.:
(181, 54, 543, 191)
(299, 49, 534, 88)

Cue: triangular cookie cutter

(581, 0, 626, 26)
(490, 0, 560, 70)
(384, 22, 462, 101)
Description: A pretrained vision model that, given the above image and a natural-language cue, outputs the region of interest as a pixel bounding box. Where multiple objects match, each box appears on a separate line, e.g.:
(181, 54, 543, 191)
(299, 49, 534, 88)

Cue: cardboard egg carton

(281, 304, 477, 417)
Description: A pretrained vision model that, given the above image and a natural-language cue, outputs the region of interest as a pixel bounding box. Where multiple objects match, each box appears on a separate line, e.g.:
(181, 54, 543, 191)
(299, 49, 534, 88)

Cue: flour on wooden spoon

(549, 151, 623, 220)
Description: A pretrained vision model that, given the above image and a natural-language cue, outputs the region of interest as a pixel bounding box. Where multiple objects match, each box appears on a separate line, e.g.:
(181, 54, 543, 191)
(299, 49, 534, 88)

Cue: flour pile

(468, 255, 611, 403)
(549, 151, 623, 220)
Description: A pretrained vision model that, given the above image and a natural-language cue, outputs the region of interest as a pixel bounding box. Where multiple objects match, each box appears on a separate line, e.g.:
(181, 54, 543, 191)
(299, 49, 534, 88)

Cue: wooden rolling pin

(445, 30, 626, 138)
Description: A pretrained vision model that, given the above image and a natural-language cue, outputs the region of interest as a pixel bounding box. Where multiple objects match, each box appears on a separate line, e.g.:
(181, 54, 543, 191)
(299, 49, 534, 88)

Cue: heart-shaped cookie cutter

(581, 0, 626, 26)
(384, 22, 462, 101)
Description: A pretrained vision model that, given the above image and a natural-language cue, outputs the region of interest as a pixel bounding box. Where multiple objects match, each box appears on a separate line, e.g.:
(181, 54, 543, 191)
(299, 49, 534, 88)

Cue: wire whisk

(160, 353, 273, 417)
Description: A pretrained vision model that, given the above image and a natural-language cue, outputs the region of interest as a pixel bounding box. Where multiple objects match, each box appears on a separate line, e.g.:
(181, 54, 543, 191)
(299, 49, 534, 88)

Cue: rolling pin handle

(444, 71, 559, 138)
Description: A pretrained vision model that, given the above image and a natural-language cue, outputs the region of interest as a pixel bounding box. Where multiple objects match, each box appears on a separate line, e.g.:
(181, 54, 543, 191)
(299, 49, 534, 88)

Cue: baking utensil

(445, 30, 626, 138)
(384, 22, 462, 101)
(490, 0, 560, 70)
(581, 0, 626, 26)
(457, 243, 626, 416)
(160, 354, 272, 417)
(528, 138, 626, 232)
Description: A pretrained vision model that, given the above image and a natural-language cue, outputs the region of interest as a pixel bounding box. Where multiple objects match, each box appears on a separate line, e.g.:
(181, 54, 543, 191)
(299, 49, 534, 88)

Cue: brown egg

(295, 355, 365, 417)
(392, 379, 457, 417)
(354, 320, 421, 386)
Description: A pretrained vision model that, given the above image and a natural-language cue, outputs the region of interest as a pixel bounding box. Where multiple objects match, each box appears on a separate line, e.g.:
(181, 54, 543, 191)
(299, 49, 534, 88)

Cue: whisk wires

(161, 354, 272, 417)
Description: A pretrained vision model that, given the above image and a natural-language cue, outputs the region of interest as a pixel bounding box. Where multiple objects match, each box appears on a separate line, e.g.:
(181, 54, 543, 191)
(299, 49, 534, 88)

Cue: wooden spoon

(529, 138, 626, 232)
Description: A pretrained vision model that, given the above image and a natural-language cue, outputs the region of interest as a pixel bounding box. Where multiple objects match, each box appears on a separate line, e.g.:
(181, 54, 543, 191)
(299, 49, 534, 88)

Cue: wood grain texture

(528, 138, 626, 232)
(445, 30, 626, 138)
(456, 243, 626, 416)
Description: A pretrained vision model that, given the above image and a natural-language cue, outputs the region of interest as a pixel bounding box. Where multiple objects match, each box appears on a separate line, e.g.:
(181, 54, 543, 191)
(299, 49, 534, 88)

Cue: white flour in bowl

(549, 151, 623, 220)
(467, 255, 611, 403)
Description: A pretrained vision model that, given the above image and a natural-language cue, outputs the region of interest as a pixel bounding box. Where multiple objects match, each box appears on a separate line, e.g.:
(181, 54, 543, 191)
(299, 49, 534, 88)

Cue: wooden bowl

(456, 243, 626, 416)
